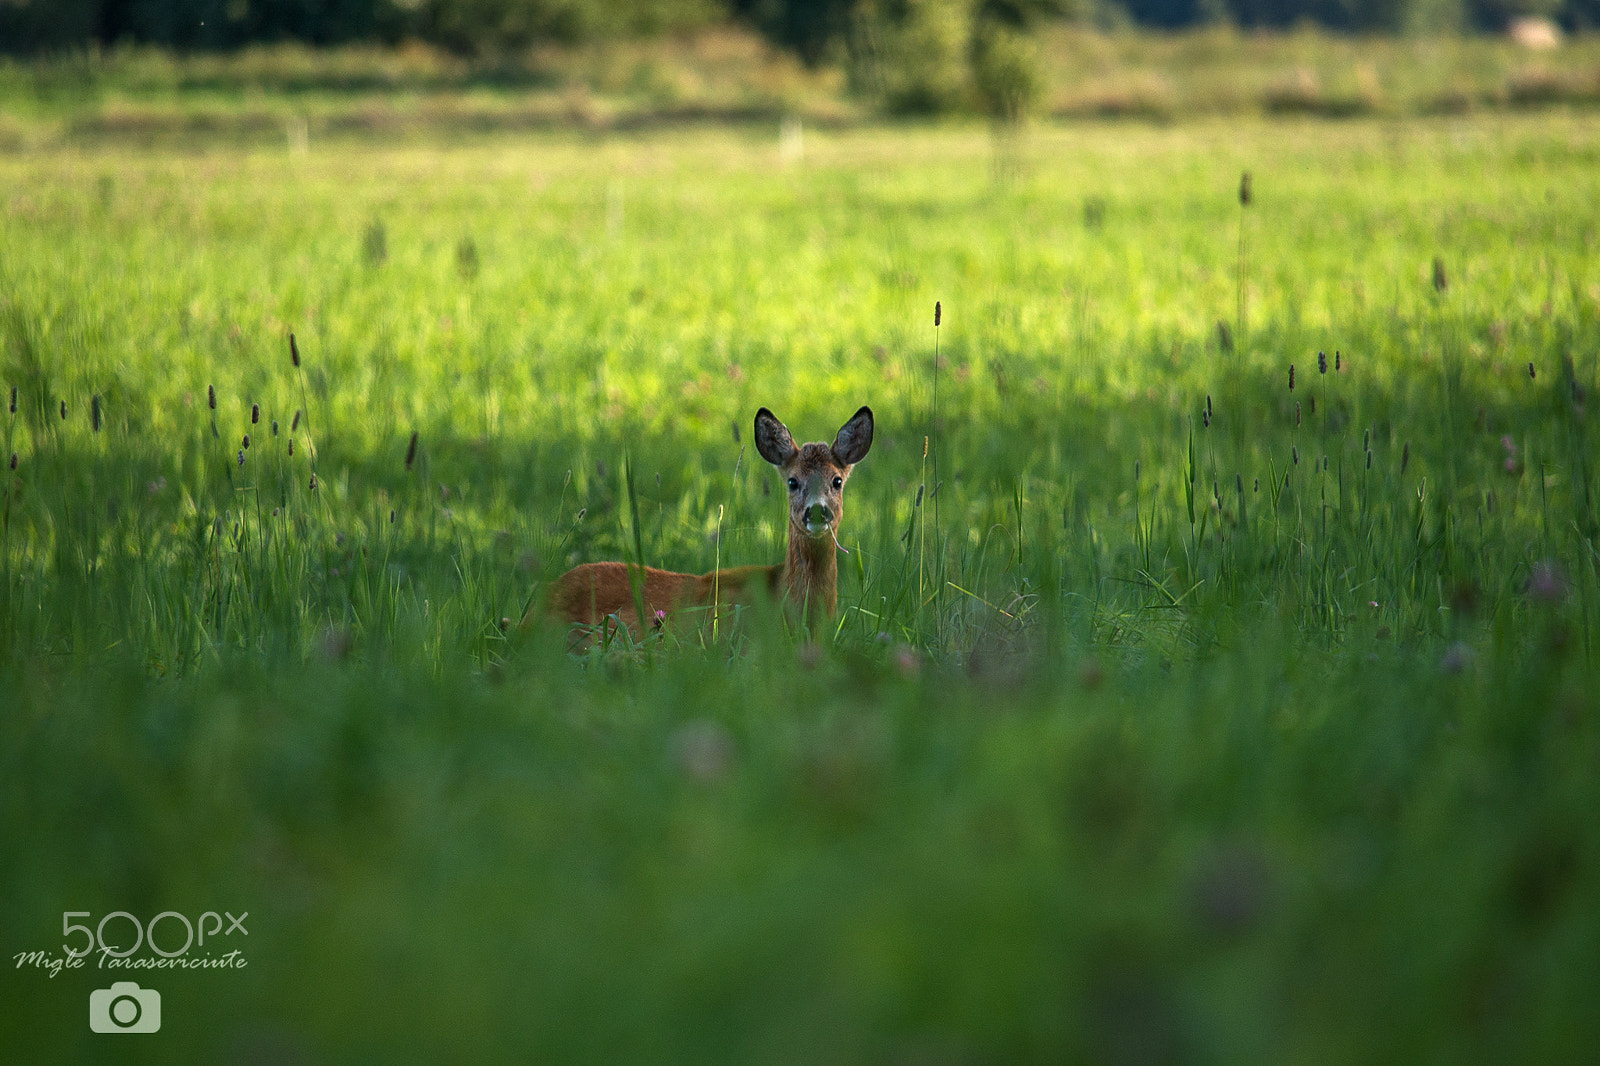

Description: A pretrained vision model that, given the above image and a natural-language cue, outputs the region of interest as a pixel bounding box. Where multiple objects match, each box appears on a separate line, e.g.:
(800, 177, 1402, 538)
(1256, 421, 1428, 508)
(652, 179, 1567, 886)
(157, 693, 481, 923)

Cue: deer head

(754, 406, 874, 546)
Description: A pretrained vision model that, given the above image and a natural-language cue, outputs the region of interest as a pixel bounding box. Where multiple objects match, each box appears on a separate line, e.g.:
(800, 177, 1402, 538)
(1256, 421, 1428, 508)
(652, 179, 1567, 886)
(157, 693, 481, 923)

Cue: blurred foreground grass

(1, 115, 1598, 1062)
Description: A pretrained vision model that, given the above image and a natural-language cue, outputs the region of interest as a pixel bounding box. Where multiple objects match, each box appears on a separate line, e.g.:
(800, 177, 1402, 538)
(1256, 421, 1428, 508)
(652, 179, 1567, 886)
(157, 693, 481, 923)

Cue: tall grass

(2, 116, 1593, 710)
(1, 114, 1598, 1063)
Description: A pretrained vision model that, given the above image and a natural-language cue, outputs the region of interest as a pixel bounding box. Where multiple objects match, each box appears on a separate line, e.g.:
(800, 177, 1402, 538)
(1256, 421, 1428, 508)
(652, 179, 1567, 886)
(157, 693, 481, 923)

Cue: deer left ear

(754, 407, 799, 466)
(831, 406, 874, 467)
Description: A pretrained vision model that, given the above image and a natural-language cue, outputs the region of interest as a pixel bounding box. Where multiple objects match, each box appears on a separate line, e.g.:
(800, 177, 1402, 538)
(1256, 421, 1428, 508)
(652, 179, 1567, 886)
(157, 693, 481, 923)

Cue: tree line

(1, 0, 1590, 59)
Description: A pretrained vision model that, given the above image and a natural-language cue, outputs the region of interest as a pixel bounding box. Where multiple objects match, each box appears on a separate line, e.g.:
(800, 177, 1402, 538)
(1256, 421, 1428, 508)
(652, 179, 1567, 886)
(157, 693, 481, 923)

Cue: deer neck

(782, 526, 837, 617)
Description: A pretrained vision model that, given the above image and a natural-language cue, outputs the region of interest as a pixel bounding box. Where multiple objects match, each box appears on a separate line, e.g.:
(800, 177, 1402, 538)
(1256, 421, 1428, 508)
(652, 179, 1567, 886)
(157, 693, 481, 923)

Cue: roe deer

(548, 405, 874, 636)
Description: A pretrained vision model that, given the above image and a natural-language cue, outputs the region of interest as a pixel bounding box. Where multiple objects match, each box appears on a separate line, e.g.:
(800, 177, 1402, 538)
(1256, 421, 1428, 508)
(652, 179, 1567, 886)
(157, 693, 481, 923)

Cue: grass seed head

(405, 430, 418, 471)
(91, 395, 101, 431)
(935, 300, 941, 327)
(456, 236, 479, 280)
(242, 434, 250, 449)
(1293, 445, 1299, 465)
(1528, 362, 1536, 379)
(8, 386, 15, 414)
(9, 453, 15, 470)
(251, 403, 259, 424)
(309, 473, 317, 490)
(237, 449, 245, 467)
(363, 219, 387, 267)
(1288, 364, 1295, 391)
(1335, 350, 1342, 371)
(1238, 171, 1252, 207)
(208, 384, 215, 410)
(1295, 401, 1301, 427)
(288, 438, 294, 456)
(290, 333, 301, 367)
(1401, 442, 1411, 475)
(271, 419, 278, 436)
(292, 410, 301, 431)
(1432, 256, 1448, 293)
(59, 399, 66, 420)
(1318, 350, 1327, 374)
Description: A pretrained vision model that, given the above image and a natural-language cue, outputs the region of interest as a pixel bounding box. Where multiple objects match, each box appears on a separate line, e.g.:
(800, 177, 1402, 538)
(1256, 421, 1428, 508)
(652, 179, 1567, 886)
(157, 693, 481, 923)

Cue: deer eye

(787, 477, 800, 492)
(832, 476, 843, 490)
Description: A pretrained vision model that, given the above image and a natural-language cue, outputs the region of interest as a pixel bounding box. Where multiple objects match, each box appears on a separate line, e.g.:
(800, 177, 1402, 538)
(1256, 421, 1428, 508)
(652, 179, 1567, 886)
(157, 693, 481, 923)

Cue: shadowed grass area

(1, 114, 1598, 1062)
(3, 626, 1596, 1062)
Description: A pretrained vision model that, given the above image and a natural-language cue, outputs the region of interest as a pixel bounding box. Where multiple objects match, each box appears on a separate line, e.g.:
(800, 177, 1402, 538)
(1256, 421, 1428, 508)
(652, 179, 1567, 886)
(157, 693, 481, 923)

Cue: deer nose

(805, 502, 832, 527)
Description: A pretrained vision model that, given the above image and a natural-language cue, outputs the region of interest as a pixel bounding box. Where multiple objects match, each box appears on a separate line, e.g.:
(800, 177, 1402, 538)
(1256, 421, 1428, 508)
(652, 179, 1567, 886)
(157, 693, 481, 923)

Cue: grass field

(2, 109, 1598, 1063)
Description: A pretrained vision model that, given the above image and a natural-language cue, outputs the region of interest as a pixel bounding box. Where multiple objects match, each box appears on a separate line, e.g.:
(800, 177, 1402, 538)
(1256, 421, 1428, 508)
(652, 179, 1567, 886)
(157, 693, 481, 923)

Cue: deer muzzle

(802, 501, 832, 537)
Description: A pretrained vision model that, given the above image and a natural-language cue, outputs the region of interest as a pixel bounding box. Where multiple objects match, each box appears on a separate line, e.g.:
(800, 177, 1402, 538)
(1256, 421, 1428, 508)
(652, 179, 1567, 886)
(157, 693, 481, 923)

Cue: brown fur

(542, 406, 873, 638)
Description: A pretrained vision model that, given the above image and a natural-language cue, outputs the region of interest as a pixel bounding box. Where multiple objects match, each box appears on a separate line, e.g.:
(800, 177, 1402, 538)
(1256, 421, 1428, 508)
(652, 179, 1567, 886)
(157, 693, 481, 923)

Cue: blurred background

(4, 0, 1597, 53)
(1, 0, 1596, 135)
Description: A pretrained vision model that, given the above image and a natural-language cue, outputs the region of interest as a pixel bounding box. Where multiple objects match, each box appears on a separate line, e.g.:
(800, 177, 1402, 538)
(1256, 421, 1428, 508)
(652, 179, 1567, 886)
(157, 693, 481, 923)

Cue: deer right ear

(754, 408, 798, 466)
(831, 406, 874, 466)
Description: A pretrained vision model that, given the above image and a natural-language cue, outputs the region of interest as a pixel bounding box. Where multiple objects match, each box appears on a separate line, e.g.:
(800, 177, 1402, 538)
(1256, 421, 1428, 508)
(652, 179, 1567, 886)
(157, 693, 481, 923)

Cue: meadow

(1, 107, 1598, 1063)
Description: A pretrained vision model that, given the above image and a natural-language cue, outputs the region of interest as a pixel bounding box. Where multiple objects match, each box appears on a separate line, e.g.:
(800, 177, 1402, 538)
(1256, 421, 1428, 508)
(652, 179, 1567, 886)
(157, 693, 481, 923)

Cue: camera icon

(89, 982, 161, 1034)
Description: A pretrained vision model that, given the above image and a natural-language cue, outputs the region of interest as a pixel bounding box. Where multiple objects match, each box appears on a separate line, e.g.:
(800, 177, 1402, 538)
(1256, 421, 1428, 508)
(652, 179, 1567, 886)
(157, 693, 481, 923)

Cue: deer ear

(754, 407, 798, 466)
(831, 406, 874, 467)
